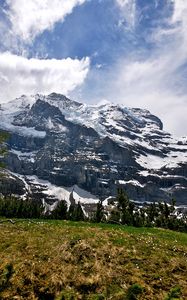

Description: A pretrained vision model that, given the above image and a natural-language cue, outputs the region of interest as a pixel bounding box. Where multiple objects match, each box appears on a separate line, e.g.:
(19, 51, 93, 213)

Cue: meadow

(0, 220, 187, 299)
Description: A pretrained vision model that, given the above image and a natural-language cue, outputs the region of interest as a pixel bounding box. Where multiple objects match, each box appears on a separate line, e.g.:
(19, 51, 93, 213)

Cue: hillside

(0, 93, 186, 210)
(0, 220, 187, 299)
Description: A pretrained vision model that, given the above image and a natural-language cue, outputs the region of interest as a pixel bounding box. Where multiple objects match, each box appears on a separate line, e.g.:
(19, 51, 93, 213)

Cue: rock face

(0, 93, 186, 206)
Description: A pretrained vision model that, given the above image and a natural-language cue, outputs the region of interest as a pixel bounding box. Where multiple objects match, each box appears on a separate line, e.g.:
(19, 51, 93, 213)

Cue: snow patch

(116, 179, 145, 188)
(136, 151, 187, 170)
(9, 173, 100, 208)
(10, 149, 37, 163)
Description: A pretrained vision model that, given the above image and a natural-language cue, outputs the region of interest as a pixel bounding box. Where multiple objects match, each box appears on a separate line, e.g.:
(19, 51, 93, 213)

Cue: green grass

(0, 219, 187, 299)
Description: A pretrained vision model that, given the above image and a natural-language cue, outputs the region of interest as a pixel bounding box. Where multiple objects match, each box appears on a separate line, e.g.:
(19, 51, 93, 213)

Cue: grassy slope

(0, 220, 187, 299)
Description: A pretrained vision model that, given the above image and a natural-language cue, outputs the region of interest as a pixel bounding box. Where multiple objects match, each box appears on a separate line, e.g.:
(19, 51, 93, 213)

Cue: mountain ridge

(0, 93, 186, 209)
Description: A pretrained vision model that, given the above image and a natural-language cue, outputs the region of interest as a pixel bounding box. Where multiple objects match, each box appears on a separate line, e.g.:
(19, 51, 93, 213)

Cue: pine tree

(68, 202, 85, 221)
(108, 208, 120, 224)
(170, 198, 176, 213)
(146, 202, 158, 226)
(68, 203, 76, 221)
(75, 202, 85, 221)
(95, 200, 104, 223)
(52, 200, 67, 220)
(116, 188, 133, 225)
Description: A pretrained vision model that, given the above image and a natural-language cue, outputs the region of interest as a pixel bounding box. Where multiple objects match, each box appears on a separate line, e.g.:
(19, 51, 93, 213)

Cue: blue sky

(0, 0, 186, 136)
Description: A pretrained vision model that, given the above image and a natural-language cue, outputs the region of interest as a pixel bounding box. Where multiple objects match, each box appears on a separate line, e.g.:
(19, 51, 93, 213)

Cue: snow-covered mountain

(0, 93, 186, 208)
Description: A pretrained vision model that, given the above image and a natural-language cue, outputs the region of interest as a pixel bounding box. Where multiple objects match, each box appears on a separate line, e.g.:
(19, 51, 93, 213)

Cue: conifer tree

(116, 188, 133, 225)
(95, 200, 104, 223)
(146, 202, 158, 226)
(52, 200, 67, 220)
(75, 202, 85, 221)
(68, 203, 76, 221)
(108, 208, 120, 224)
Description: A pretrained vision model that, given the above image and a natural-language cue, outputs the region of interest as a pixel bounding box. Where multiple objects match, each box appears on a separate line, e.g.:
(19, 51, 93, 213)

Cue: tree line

(0, 196, 85, 221)
(0, 190, 187, 232)
(95, 189, 187, 232)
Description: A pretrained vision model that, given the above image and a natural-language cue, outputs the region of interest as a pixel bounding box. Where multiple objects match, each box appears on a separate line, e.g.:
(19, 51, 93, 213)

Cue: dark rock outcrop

(0, 93, 186, 205)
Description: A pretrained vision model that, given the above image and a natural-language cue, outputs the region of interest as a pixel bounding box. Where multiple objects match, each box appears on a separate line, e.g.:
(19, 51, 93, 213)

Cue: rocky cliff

(0, 93, 186, 209)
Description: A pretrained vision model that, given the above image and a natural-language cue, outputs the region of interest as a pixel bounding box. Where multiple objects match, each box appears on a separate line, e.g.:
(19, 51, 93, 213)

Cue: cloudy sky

(0, 0, 186, 136)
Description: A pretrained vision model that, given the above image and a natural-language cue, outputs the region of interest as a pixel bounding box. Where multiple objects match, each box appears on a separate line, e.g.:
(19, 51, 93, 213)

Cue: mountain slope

(0, 93, 186, 207)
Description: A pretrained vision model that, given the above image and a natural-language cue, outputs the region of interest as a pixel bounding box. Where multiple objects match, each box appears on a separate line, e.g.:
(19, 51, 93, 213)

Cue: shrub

(165, 286, 182, 300)
(126, 283, 143, 300)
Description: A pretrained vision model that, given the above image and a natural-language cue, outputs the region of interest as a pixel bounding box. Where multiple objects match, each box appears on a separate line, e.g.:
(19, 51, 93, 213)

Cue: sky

(0, 0, 186, 136)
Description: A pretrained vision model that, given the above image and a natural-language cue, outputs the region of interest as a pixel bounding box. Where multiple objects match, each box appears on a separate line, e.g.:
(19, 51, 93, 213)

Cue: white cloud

(154, 0, 187, 48)
(171, 0, 187, 23)
(116, 0, 136, 29)
(0, 52, 90, 102)
(84, 0, 187, 136)
(6, 0, 87, 41)
(106, 53, 187, 136)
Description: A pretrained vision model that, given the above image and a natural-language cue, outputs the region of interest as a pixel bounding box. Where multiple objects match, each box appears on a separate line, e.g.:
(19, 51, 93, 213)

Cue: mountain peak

(0, 92, 186, 205)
